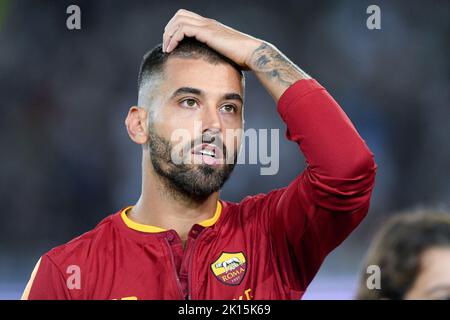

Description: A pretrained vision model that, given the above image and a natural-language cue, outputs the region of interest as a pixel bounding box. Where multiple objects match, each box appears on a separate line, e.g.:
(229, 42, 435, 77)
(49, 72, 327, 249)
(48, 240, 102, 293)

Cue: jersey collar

(120, 201, 222, 233)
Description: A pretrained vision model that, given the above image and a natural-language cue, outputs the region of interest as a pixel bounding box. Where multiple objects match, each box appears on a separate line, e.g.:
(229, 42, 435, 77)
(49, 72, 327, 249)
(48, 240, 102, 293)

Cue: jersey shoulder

(225, 187, 286, 216)
(43, 211, 120, 267)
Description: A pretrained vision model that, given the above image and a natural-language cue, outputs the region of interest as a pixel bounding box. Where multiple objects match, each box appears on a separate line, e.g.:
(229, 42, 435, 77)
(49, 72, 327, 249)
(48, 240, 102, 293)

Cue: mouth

(191, 143, 224, 166)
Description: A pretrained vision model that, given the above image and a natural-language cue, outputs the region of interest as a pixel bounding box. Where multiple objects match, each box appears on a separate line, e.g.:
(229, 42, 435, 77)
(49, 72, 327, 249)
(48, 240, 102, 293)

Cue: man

(356, 210, 450, 300)
(22, 9, 376, 300)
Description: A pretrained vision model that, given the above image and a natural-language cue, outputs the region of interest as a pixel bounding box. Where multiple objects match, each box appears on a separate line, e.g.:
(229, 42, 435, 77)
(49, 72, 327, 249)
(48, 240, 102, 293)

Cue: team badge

(210, 252, 247, 286)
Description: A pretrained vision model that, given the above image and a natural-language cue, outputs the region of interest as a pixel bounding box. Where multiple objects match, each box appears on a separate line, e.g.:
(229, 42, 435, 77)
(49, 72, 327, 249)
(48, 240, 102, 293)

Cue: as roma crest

(210, 252, 247, 286)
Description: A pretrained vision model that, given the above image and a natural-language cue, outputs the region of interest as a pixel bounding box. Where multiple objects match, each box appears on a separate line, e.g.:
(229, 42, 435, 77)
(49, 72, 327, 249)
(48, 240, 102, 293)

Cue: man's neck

(128, 164, 219, 244)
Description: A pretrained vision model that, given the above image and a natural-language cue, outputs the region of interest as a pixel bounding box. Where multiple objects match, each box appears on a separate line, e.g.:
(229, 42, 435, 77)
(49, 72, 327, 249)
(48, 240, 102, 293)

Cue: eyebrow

(425, 284, 450, 295)
(170, 87, 243, 104)
(223, 93, 244, 104)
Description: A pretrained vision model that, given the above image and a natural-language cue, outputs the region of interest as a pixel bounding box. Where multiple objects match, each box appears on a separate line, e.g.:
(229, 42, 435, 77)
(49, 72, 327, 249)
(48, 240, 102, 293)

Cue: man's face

(145, 57, 244, 199)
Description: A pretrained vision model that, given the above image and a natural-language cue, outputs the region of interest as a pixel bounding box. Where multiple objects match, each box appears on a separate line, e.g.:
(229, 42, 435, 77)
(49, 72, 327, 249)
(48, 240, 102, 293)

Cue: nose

(202, 128, 220, 144)
(201, 104, 222, 135)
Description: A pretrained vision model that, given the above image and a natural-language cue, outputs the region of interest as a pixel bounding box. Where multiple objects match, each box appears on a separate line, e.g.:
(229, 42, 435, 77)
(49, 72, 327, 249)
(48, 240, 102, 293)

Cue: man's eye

(180, 99, 199, 108)
(220, 104, 237, 113)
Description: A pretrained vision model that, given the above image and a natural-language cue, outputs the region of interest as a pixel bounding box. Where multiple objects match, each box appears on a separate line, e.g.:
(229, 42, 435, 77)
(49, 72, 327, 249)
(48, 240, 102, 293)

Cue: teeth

(199, 149, 215, 157)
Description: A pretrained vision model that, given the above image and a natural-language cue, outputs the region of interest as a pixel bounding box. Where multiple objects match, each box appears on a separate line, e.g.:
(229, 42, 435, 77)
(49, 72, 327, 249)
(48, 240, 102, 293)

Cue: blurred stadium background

(0, 0, 449, 299)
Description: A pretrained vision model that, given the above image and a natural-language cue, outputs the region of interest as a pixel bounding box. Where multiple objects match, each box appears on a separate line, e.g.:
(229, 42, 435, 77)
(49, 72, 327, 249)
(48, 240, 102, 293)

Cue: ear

(125, 106, 149, 145)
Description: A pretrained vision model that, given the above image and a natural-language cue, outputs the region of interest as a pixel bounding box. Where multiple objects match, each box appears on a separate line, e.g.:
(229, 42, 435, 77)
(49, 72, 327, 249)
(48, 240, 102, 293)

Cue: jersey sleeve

(21, 254, 71, 300)
(259, 79, 377, 292)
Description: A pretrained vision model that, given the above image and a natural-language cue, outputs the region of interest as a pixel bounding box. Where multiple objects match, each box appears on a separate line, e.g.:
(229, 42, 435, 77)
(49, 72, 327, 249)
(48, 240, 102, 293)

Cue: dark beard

(148, 128, 236, 201)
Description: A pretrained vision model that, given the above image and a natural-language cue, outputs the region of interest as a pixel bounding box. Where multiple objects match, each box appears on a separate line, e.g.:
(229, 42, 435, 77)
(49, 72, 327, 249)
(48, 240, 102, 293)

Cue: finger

(164, 15, 205, 42)
(174, 8, 205, 20)
(163, 24, 179, 53)
(163, 16, 206, 52)
(164, 9, 204, 35)
(163, 9, 211, 53)
(165, 24, 208, 53)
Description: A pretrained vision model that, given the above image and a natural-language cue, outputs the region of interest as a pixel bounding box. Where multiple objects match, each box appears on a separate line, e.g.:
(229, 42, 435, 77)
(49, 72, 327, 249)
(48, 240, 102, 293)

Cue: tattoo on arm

(249, 42, 310, 87)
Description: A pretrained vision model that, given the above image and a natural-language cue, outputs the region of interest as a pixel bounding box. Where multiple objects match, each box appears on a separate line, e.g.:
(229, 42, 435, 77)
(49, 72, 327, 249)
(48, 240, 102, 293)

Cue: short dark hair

(356, 209, 450, 299)
(137, 37, 244, 103)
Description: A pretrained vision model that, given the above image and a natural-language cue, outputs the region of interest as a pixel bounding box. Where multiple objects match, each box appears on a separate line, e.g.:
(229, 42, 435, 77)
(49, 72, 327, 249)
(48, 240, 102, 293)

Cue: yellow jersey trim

(121, 201, 222, 233)
(21, 257, 42, 300)
(121, 207, 166, 233)
(198, 201, 222, 227)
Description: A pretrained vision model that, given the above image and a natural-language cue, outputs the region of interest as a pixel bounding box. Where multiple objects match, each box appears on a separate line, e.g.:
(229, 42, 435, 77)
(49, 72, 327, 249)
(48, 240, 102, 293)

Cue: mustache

(189, 132, 227, 158)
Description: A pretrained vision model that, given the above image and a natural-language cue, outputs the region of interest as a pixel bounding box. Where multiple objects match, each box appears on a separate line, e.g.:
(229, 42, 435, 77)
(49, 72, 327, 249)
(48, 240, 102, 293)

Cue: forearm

(160, 10, 310, 102)
(247, 41, 311, 102)
(277, 79, 376, 181)
(248, 42, 375, 178)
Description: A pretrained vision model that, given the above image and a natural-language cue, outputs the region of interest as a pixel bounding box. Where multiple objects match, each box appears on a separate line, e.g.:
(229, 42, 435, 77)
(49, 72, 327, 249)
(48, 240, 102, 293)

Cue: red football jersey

(22, 79, 376, 300)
